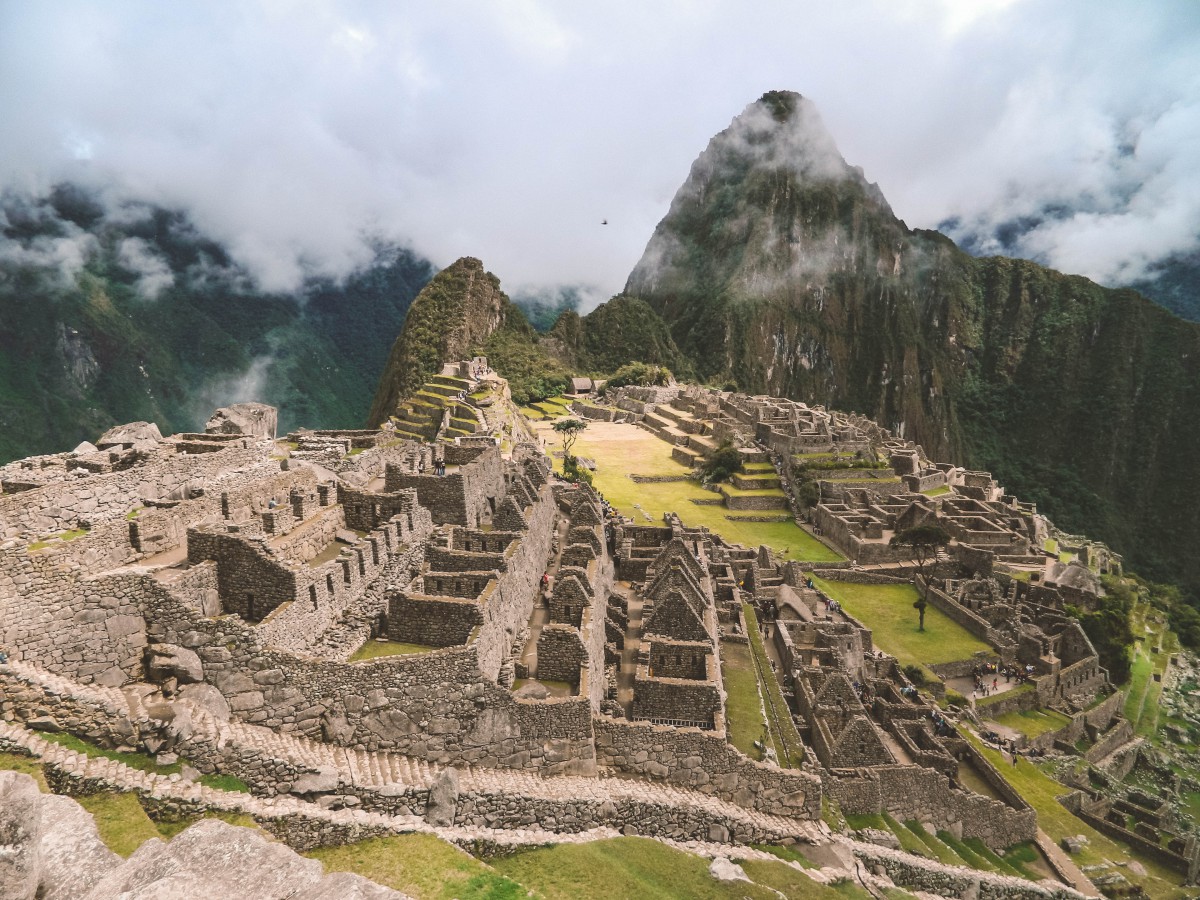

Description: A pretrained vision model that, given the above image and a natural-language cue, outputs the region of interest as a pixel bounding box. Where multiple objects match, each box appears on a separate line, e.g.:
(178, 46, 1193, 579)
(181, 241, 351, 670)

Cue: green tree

(700, 443, 743, 483)
(553, 417, 588, 459)
(890, 523, 952, 631)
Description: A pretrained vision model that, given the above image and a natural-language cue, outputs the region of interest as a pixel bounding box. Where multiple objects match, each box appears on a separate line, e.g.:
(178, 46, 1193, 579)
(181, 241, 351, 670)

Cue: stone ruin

(0, 365, 1160, 895)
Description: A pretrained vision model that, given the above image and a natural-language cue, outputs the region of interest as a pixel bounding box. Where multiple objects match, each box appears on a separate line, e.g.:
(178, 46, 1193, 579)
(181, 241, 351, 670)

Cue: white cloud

(0, 0, 1195, 296)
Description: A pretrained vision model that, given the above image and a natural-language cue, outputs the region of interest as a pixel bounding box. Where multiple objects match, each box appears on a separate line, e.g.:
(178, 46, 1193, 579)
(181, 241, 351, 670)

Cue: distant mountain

(621, 90, 1200, 596)
(0, 185, 433, 462)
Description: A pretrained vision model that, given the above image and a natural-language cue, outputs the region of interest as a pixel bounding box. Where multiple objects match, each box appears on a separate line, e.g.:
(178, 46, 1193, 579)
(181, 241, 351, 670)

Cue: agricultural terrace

(532, 418, 840, 563)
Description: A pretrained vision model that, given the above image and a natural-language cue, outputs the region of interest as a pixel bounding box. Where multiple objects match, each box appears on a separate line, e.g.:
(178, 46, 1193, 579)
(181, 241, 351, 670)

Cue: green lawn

(989, 706, 1070, 738)
(534, 420, 841, 563)
(308, 834, 524, 900)
(350, 639, 437, 661)
(491, 836, 844, 900)
(0, 751, 49, 790)
(809, 577, 991, 669)
(719, 640, 771, 760)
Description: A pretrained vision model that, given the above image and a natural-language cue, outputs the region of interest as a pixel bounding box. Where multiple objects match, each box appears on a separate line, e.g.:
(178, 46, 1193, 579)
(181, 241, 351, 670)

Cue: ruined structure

(0, 364, 1173, 896)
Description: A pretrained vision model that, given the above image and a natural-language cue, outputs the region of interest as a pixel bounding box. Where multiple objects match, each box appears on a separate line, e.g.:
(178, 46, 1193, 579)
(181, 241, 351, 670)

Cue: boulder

(96, 421, 163, 450)
(424, 767, 459, 827)
(26, 716, 60, 733)
(294, 871, 411, 899)
(513, 680, 551, 700)
(290, 766, 340, 795)
(1061, 835, 1088, 854)
(206, 402, 278, 440)
(708, 857, 750, 883)
(36, 793, 120, 900)
(70, 441, 98, 456)
(80, 818, 325, 900)
(147, 643, 204, 684)
(177, 683, 231, 722)
(0, 772, 42, 900)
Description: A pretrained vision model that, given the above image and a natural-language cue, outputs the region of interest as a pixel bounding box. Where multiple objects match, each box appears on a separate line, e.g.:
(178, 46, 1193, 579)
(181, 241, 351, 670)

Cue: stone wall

(0, 444, 269, 541)
(384, 445, 504, 527)
(537, 624, 585, 686)
(594, 717, 820, 820)
(826, 763, 1036, 849)
(388, 594, 482, 647)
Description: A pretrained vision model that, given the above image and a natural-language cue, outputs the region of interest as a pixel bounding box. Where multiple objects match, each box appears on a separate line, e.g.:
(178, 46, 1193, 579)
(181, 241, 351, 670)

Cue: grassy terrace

(743, 603, 805, 766)
(719, 640, 771, 760)
(809, 576, 991, 672)
(534, 420, 841, 563)
(350, 639, 438, 661)
(1125, 599, 1176, 739)
(989, 706, 1070, 738)
(963, 730, 1189, 898)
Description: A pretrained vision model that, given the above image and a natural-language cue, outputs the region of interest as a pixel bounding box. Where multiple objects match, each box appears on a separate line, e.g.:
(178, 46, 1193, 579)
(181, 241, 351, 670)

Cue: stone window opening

(309, 584, 318, 609)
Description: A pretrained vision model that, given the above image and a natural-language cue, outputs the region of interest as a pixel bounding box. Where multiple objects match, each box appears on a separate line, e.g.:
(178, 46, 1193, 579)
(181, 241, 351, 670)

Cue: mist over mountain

(620, 91, 1200, 596)
(0, 184, 432, 462)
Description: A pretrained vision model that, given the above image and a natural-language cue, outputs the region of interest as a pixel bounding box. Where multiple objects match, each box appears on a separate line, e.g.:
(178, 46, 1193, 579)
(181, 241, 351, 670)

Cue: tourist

(0, 648, 8, 665)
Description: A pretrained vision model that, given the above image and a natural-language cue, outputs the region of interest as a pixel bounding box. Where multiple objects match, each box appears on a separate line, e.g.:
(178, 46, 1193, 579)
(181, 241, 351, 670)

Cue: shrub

(604, 361, 673, 391)
(700, 443, 743, 484)
(902, 664, 927, 687)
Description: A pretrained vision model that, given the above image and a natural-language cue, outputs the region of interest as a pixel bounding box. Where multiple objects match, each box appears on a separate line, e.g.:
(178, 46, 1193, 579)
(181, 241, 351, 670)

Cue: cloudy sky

(2, 0, 1197, 301)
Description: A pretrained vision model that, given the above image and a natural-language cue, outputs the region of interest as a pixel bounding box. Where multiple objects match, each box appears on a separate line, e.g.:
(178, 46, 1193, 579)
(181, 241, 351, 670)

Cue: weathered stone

(707, 823, 730, 843)
(37, 793, 120, 900)
(96, 421, 163, 449)
(206, 402, 278, 440)
(0, 772, 42, 900)
(178, 683, 231, 722)
(425, 767, 459, 827)
(708, 857, 750, 882)
(26, 716, 60, 733)
(147, 643, 204, 684)
(290, 766, 340, 795)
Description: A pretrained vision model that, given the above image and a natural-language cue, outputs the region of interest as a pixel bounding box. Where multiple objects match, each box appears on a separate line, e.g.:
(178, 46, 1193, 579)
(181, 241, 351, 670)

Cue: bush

(700, 443, 743, 484)
(562, 455, 593, 486)
(902, 664, 927, 687)
(604, 361, 673, 391)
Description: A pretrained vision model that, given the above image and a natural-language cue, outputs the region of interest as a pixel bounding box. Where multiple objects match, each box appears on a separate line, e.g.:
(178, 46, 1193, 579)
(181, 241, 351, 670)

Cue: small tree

(890, 523, 951, 631)
(553, 417, 588, 460)
(700, 443, 743, 483)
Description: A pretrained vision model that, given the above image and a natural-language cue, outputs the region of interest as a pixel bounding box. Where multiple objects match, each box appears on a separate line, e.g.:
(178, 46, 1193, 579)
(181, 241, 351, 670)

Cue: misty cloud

(0, 1, 1195, 298)
(117, 237, 174, 298)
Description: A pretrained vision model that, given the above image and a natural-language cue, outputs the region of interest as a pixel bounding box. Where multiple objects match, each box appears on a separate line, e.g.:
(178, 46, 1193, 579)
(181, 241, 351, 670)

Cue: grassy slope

(719, 640, 772, 760)
(536, 419, 841, 563)
(809, 576, 991, 668)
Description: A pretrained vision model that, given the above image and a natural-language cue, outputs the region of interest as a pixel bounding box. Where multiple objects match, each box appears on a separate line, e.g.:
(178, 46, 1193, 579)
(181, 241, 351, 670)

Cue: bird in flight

(601, 219, 608, 225)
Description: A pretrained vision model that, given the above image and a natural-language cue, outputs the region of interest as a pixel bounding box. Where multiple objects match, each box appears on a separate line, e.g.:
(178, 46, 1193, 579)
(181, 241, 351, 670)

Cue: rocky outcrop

(0, 773, 411, 900)
(624, 89, 1200, 595)
(96, 421, 163, 450)
(206, 402, 278, 441)
(368, 257, 510, 426)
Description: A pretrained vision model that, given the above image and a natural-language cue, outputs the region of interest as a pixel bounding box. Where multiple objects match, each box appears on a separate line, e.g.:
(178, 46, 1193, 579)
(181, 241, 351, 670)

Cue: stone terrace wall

(0, 444, 269, 540)
(135, 573, 594, 772)
(594, 717, 820, 820)
(826, 764, 1036, 849)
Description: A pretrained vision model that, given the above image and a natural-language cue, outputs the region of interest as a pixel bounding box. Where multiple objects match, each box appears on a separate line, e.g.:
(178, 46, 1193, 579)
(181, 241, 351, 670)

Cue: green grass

(743, 604, 805, 767)
(28, 526, 90, 551)
(0, 750, 49, 790)
(922, 486, 951, 497)
(491, 836, 816, 900)
(963, 729, 1190, 898)
(349, 639, 437, 661)
(719, 640, 771, 760)
(78, 791, 161, 857)
(535, 420, 841, 562)
(809, 576, 991, 669)
(901, 821, 963, 866)
(125, 506, 143, 519)
(976, 682, 1034, 708)
(308, 834, 525, 900)
(40, 731, 183, 775)
(198, 772, 251, 792)
(990, 706, 1071, 738)
(152, 809, 258, 839)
